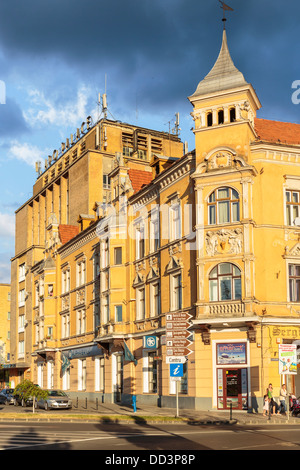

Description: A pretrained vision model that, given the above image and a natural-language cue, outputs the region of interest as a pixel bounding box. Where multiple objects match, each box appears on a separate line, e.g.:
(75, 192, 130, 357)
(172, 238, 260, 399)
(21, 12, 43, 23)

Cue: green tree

(13, 380, 48, 413)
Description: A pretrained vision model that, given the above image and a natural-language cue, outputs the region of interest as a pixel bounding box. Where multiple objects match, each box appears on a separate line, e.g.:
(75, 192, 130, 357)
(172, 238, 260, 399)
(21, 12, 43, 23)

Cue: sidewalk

(0, 400, 299, 425)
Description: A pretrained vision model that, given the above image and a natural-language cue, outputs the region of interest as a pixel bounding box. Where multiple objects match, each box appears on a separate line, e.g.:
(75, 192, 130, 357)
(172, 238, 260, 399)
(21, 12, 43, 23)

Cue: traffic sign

(170, 363, 183, 378)
(165, 312, 193, 361)
(166, 356, 187, 364)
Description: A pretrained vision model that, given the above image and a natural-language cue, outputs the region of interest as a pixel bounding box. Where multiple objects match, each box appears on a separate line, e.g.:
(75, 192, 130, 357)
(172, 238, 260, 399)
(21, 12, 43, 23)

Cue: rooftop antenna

(218, 1, 234, 29)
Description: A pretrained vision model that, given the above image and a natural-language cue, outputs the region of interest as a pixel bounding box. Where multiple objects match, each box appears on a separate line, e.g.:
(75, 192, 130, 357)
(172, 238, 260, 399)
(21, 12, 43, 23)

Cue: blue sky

(0, 0, 299, 283)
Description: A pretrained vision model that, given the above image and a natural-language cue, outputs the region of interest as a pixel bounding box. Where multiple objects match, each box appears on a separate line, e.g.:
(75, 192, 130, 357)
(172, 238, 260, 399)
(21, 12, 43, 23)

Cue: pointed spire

(191, 29, 248, 98)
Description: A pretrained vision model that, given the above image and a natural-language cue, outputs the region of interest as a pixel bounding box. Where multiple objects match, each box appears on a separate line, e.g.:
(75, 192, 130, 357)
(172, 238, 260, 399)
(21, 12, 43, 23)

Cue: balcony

(207, 301, 245, 317)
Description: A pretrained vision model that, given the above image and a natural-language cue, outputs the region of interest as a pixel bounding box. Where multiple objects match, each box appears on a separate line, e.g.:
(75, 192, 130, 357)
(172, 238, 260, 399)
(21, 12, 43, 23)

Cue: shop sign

(63, 344, 103, 360)
(278, 344, 297, 375)
(217, 343, 247, 365)
(143, 335, 158, 349)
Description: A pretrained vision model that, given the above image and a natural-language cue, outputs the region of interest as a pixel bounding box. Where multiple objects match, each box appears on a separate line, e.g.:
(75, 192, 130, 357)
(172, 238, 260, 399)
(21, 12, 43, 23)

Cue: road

(0, 421, 300, 452)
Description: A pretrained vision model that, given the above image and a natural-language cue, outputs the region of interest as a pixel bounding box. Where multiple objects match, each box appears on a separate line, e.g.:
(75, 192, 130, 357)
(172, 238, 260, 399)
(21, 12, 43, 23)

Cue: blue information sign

(170, 363, 183, 378)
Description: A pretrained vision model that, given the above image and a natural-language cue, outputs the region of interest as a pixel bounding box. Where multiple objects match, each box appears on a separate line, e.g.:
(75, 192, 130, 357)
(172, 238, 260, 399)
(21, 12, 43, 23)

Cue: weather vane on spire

(218, 1, 234, 29)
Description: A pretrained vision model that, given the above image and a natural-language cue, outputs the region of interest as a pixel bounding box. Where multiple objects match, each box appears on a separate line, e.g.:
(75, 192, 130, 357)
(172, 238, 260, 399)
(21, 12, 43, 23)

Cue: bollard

(96, 398, 98, 410)
(230, 402, 232, 421)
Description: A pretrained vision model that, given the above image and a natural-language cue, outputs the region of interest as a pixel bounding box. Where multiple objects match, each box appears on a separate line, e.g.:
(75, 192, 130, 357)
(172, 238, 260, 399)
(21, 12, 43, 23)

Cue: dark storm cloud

(0, 0, 299, 123)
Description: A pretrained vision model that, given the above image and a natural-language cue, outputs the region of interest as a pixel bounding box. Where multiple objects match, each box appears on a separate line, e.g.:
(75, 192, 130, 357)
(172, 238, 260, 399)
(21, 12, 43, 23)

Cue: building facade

(0, 283, 11, 387)
(8, 26, 300, 411)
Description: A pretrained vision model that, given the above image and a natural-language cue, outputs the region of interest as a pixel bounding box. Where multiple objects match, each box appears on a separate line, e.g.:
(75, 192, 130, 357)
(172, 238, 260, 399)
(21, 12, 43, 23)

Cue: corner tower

(188, 27, 261, 162)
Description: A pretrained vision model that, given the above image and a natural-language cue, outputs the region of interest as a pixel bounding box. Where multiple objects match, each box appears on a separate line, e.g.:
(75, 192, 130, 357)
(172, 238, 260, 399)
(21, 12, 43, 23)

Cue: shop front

(214, 341, 250, 410)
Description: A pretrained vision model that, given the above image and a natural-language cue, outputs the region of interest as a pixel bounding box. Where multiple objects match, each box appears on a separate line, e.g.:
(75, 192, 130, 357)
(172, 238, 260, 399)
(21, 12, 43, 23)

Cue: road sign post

(170, 363, 183, 417)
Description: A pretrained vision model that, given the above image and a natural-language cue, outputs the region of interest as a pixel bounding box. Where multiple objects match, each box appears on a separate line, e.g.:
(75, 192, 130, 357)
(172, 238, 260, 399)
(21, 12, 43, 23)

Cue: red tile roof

(59, 225, 79, 245)
(254, 118, 300, 145)
(128, 169, 153, 194)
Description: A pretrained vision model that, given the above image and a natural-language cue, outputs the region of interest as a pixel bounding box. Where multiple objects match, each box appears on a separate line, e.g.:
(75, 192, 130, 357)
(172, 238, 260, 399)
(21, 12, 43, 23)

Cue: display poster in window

(278, 344, 297, 375)
(217, 343, 246, 365)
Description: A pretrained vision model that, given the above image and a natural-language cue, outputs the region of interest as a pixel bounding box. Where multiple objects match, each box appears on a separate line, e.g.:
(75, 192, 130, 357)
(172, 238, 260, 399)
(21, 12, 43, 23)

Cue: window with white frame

(286, 190, 300, 225)
(136, 286, 145, 320)
(35, 283, 39, 307)
(18, 340, 24, 358)
(289, 264, 300, 302)
(149, 209, 160, 252)
(76, 309, 86, 335)
(47, 361, 54, 389)
(78, 358, 87, 391)
(209, 263, 242, 301)
(170, 272, 182, 311)
(62, 366, 70, 391)
(136, 224, 145, 259)
(95, 356, 105, 392)
(62, 268, 70, 294)
(76, 259, 86, 287)
(150, 281, 160, 317)
(169, 200, 181, 241)
(19, 289, 25, 307)
(208, 187, 240, 225)
(61, 313, 70, 338)
(18, 314, 25, 332)
(101, 238, 109, 268)
(19, 263, 26, 282)
(102, 294, 109, 323)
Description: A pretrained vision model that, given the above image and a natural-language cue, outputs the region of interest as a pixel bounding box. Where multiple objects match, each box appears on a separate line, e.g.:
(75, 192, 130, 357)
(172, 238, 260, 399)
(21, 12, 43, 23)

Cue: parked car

(13, 393, 34, 407)
(37, 390, 72, 410)
(0, 388, 15, 405)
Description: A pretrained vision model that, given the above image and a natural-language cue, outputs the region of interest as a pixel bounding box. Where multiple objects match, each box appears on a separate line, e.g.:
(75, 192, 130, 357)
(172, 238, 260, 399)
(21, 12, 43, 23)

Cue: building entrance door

(217, 368, 248, 410)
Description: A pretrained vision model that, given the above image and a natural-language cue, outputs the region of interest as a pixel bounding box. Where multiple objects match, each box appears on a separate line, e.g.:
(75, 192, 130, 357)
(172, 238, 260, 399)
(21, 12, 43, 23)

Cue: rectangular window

(19, 263, 26, 282)
(62, 269, 70, 294)
(115, 305, 123, 322)
(95, 356, 105, 392)
(102, 294, 109, 323)
(136, 287, 145, 320)
(150, 282, 160, 317)
(114, 247, 122, 265)
(61, 313, 70, 338)
(289, 264, 300, 302)
(170, 202, 181, 241)
(18, 340, 24, 358)
(76, 260, 86, 287)
(172, 273, 182, 311)
(78, 359, 86, 391)
(76, 309, 86, 335)
(150, 210, 160, 252)
(286, 190, 300, 225)
(136, 226, 145, 259)
(19, 289, 25, 307)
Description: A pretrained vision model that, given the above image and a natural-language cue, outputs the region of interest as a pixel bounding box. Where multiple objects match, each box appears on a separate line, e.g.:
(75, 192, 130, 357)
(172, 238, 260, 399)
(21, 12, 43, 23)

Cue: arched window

(207, 112, 213, 127)
(209, 263, 242, 302)
(218, 109, 224, 125)
(229, 107, 236, 122)
(208, 187, 240, 225)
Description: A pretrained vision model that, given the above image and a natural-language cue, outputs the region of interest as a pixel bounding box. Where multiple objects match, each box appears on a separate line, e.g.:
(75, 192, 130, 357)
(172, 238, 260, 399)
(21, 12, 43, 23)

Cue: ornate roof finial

(219, 0, 234, 30)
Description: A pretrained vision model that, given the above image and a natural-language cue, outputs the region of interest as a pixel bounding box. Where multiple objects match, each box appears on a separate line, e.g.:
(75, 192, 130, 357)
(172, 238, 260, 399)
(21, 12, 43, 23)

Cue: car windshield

(48, 390, 67, 397)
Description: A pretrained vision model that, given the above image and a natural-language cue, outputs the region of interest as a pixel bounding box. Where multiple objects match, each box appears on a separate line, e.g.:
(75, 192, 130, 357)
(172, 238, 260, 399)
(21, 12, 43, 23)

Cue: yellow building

(9, 24, 300, 412)
(0, 283, 11, 387)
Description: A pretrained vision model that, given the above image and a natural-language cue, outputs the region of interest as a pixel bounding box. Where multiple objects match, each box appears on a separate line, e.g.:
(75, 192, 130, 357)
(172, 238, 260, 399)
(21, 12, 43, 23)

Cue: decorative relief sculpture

(207, 151, 233, 170)
(206, 228, 243, 256)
